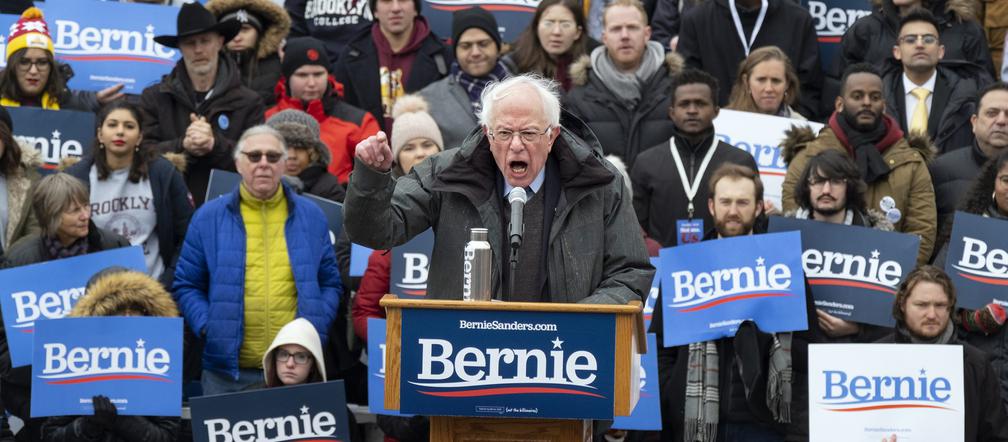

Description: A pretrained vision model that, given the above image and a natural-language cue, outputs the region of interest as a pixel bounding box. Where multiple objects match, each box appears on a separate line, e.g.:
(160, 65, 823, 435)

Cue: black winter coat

(929, 140, 987, 239)
(139, 54, 265, 207)
(299, 164, 346, 203)
(333, 24, 452, 133)
(285, 0, 372, 67)
(630, 135, 758, 247)
(563, 51, 682, 167)
(40, 415, 178, 442)
(676, 0, 823, 117)
(232, 52, 282, 107)
(883, 65, 979, 153)
(65, 156, 194, 287)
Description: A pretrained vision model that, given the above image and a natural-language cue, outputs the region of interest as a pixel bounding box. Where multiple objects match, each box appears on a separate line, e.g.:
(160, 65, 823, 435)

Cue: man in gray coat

(346, 74, 653, 304)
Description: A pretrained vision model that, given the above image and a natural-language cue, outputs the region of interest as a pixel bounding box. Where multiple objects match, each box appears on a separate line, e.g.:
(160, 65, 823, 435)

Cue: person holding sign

(40, 269, 180, 442)
(878, 265, 1008, 441)
(0, 173, 129, 442)
(0, 106, 40, 260)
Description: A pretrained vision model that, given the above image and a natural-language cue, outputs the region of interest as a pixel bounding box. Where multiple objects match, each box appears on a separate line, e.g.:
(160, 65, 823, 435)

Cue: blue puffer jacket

(172, 183, 341, 379)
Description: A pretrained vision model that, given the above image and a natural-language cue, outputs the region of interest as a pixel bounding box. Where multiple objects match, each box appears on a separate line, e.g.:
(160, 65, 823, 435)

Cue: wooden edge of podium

(384, 305, 402, 411)
(430, 416, 592, 441)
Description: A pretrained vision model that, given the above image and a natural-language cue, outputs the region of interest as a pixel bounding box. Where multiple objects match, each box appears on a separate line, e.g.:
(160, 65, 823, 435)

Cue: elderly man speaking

(345, 74, 652, 304)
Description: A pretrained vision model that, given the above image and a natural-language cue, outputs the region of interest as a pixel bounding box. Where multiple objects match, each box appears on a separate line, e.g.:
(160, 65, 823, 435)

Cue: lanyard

(670, 137, 719, 219)
(728, 0, 768, 57)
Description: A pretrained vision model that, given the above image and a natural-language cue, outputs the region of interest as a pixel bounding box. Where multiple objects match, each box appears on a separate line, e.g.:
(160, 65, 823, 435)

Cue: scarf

(685, 341, 719, 442)
(766, 332, 792, 423)
(831, 112, 897, 184)
(589, 41, 665, 107)
(1, 93, 60, 110)
(794, 207, 855, 225)
(451, 60, 509, 116)
(901, 321, 954, 344)
(42, 234, 88, 260)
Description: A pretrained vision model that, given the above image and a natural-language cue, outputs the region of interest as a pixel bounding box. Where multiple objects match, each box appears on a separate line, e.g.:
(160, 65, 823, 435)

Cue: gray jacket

(417, 75, 479, 150)
(344, 116, 654, 304)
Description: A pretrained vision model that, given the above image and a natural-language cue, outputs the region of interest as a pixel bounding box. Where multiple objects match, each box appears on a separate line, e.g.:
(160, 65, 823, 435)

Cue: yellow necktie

(909, 87, 931, 134)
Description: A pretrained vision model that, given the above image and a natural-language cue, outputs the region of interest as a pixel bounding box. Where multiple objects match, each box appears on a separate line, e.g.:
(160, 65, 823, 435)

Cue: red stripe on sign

(809, 278, 896, 295)
(47, 374, 171, 384)
(402, 290, 427, 296)
(419, 386, 606, 398)
(827, 404, 952, 412)
(57, 55, 174, 65)
(957, 272, 1008, 286)
(818, 37, 842, 43)
(677, 293, 791, 312)
(431, 4, 535, 11)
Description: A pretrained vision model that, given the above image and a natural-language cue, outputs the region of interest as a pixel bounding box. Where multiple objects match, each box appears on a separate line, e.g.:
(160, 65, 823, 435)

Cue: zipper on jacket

(262, 202, 270, 346)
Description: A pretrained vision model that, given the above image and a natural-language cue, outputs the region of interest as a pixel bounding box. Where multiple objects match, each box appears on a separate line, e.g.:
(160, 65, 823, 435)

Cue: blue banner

(611, 333, 660, 431)
(41, 0, 180, 92)
(0, 14, 18, 70)
(190, 381, 351, 442)
(30, 316, 183, 417)
(366, 318, 410, 417)
(643, 257, 660, 328)
(390, 229, 433, 298)
(769, 217, 919, 327)
(800, 0, 871, 71)
(349, 243, 374, 277)
(8, 107, 95, 171)
(945, 211, 1008, 309)
(421, 0, 534, 44)
(659, 232, 809, 347)
(0, 246, 146, 367)
(399, 308, 616, 419)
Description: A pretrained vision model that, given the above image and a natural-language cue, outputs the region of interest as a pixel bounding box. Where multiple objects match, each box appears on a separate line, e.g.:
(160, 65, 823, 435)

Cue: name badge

(677, 219, 703, 245)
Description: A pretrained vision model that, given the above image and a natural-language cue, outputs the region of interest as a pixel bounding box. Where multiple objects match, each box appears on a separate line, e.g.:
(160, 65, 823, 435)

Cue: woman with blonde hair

(726, 46, 806, 120)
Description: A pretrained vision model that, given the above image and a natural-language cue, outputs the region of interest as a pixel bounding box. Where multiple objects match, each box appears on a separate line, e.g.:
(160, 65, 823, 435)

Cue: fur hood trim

(781, 124, 818, 166)
(16, 141, 41, 171)
(569, 51, 685, 87)
(905, 131, 937, 163)
(871, 0, 980, 22)
(71, 271, 180, 318)
(206, 0, 291, 59)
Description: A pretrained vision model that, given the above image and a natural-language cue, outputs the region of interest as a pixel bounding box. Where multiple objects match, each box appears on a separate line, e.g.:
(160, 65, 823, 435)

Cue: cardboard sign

(31, 316, 183, 417)
(809, 344, 965, 442)
(945, 211, 1008, 309)
(659, 231, 809, 347)
(190, 381, 352, 442)
(399, 308, 616, 419)
(389, 229, 433, 298)
(8, 107, 95, 171)
(366, 318, 410, 417)
(0, 246, 146, 367)
(611, 333, 661, 431)
(713, 109, 824, 208)
(769, 216, 920, 327)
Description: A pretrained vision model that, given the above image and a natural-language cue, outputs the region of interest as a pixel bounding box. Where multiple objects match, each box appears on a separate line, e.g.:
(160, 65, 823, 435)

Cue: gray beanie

(266, 109, 332, 166)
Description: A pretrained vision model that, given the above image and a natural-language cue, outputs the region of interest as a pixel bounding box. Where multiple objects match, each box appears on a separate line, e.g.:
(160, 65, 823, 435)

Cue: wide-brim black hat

(154, 2, 241, 48)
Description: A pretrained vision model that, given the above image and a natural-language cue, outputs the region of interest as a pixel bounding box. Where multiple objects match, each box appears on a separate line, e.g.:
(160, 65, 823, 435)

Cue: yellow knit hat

(6, 7, 54, 62)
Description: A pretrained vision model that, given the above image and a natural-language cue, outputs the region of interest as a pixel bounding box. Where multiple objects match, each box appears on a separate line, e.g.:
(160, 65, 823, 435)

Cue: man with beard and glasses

(631, 68, 757, 247)
(781, 62, 936, 264)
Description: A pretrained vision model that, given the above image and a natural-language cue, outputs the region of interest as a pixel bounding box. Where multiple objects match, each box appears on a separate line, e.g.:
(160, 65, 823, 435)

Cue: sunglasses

(241, 150, 284, 163)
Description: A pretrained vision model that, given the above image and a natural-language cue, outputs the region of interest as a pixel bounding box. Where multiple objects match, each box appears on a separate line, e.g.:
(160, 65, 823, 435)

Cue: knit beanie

(451, 7, 501, 52)
(369, 0, 421, 15)
(266, 109, 332, 166)
(390, 95, 442, 159)
(6, 7, 54, 62)
(282, 37, 331, 79)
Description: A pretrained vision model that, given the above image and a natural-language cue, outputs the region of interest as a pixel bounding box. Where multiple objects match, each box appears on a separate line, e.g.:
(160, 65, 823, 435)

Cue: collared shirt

(902, 70, 937, 130)
(502, 167, 546, 196)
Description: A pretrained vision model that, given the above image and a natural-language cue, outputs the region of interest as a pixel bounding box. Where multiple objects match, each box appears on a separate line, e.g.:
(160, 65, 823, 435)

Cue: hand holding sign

(83, 395, 118, 432)
(355, 131, 393, 172)
(95, 84, 125, 105)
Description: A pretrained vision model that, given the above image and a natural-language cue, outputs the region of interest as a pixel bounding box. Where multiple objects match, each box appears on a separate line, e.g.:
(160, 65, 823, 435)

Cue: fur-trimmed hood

(871, 0, 980, 22)
(70, 271, 180, 318)
(780, 123, 935, 166)
(206, 0, 291, 59)
(569, 51, 684, 87)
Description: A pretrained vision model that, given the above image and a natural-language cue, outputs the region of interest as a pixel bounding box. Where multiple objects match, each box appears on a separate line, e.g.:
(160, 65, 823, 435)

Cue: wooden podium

(380, 296, 646, 441)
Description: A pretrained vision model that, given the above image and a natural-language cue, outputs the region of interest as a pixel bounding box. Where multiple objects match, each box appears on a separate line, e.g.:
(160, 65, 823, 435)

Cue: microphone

(507, 187, 528, 250)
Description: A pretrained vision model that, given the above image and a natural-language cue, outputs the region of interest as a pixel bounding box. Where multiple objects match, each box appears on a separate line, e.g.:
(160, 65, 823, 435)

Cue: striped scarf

(450, 60, 508, 117)
(685, 341, 719, 442)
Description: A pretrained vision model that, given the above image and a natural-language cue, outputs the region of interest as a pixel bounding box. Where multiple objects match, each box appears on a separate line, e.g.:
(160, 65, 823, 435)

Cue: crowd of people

(0, 0, 1005, 440)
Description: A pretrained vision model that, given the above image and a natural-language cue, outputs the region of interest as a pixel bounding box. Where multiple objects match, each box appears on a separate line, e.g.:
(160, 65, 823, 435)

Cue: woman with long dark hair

(0, 106, 40, 258)
(502, 0, 591, 91)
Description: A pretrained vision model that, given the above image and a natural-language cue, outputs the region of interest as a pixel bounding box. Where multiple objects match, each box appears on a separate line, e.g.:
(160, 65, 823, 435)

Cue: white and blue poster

(945, 211, 1008, 309)
(9, 107, 95, 171)
(0, 246, 146, 367)
(367, 318, 410, 417)
(642, 257, 660, 327)
(349, 243, 374, 277)
(190, 381, 352, 442)
(800, 0, 871, 70)
(769, 217, 919, 327)
(660, 231, 809, 347)
(30, 316, 183, 417)
(611, 333, 660, 431)
(390, 228, 433, 298)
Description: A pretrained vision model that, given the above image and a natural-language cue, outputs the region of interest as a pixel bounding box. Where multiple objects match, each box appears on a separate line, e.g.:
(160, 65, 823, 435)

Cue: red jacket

(266, 76, 380, 183)
(353, 249, 390, 341)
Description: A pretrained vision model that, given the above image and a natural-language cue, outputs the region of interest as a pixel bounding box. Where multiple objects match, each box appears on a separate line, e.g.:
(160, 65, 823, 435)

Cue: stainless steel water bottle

(463, 228, 492, 301)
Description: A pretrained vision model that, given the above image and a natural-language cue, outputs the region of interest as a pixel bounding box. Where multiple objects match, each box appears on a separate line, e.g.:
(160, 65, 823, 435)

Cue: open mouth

(510, 161, 528, 175)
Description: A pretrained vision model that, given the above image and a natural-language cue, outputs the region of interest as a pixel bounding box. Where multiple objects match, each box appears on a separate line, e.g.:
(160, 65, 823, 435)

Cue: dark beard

(813, 200, 844, 217)
(841, 106, 880, 132)
(714, 216, 755, 238)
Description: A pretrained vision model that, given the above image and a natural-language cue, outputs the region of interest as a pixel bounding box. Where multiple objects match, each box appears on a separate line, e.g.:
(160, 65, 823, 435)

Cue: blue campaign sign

(800, 0, 871, 71)
(0, 246, 146, 367)
(349, 243, 374, 277)
(190, 381, 351, 442)
(643, 257, 660, 328)
(43, 0, 180, 92)
(0, 14, 18, 70)
(366, 318, 410, 417)
(399, 308, 616, 419)
(421, 0, 534, 43)
(945, 211, 1008, 309)
(8, 107, 95, 171)
(390, 229, 434, 298)
(768, 217, 919, 327)
(30, 316, 183, 417)
(660, 231, 809, 347)
(612, 333, 660, 431)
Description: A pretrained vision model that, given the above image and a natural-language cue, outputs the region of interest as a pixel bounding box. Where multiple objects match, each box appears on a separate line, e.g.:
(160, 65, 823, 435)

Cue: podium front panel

(399, 308, 616, 419)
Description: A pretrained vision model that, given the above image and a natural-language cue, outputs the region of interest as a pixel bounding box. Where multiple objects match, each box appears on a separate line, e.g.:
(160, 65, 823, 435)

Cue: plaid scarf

(42, 234, 88, 260)
(685, 341, 719, 442)
(450, 61, 508, 116)
(766, 332, 793, 423)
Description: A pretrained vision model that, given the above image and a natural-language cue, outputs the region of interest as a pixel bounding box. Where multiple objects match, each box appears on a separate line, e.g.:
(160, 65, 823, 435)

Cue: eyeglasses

(808, 177, 847, 188)
(16, 58, 50, 72)
(488, 127, 551, 144)
(276, 349, 312, 365)
(539, 20, 576, 31)
(241, 150, 284, 163)
(899, 34, 938, 45)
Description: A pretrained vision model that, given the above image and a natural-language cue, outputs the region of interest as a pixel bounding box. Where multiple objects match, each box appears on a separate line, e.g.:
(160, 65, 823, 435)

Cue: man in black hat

(139, 2, 265, 207)
(418, 7, 509, 149)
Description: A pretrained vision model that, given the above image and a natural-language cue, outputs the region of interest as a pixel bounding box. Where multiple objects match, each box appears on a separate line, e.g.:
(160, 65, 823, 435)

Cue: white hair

(477, 74, 561, 130)
(233, 125, 288, 160)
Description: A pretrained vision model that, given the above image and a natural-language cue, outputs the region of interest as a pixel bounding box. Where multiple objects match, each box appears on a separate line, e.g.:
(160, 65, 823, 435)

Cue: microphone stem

(509, 247, 518, 301)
